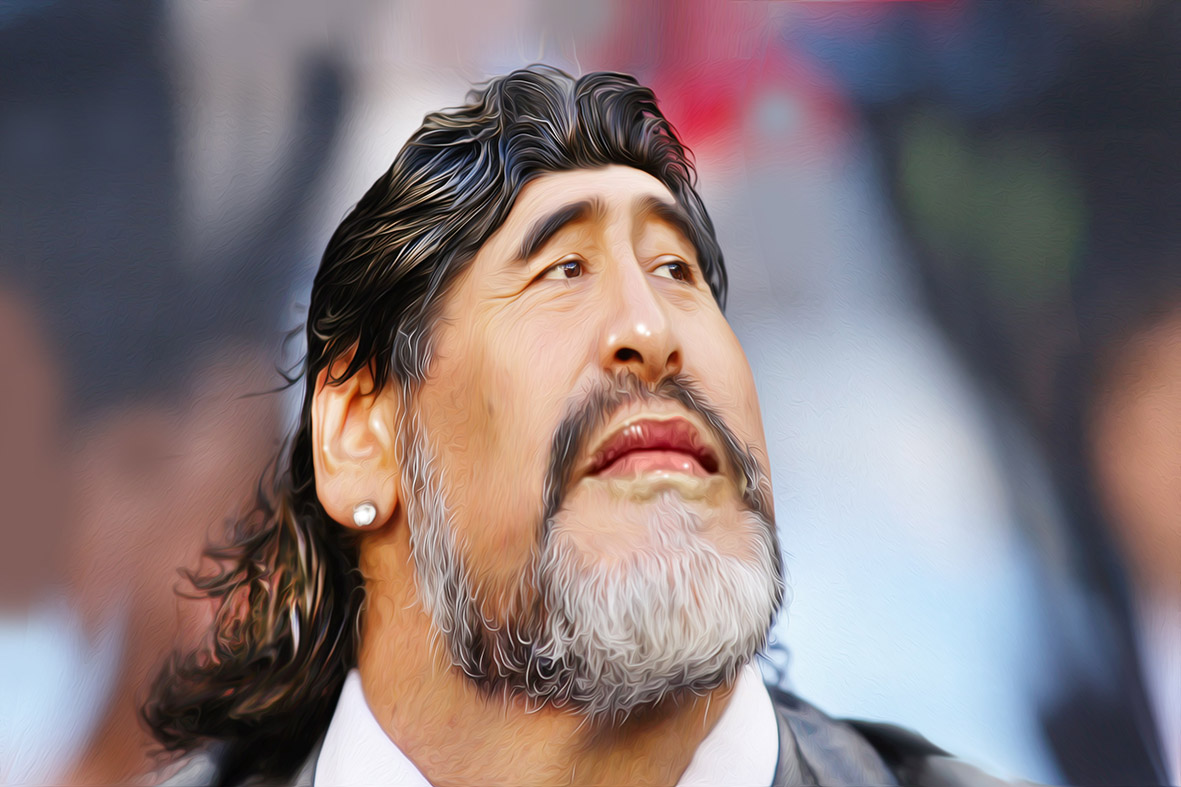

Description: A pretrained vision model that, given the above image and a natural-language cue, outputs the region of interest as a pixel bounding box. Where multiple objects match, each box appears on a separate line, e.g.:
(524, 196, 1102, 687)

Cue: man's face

(401, 165, 781, 713)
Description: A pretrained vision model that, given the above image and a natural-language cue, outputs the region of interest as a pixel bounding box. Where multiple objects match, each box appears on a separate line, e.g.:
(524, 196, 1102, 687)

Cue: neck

(356, 525, 737, 787)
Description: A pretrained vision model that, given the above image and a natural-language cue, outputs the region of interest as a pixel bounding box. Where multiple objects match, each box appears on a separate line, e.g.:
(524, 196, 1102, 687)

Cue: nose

(599, 255, 683, 384)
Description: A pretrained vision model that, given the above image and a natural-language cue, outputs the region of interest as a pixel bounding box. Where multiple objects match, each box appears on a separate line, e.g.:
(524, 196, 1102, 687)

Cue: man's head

(147, 65, 783, 776)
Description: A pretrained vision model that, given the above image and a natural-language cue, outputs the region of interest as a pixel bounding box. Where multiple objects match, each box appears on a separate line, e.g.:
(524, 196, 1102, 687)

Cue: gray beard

(398, 385, 784, 722)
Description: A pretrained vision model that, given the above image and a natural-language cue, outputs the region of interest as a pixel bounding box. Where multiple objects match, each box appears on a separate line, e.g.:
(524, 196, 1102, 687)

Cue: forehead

(515, 165, 675, 216)
(481, 166, 682, 257)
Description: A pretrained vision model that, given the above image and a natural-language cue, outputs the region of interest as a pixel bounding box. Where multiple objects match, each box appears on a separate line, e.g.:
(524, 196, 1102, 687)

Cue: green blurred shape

(898, 111, 1084, 305)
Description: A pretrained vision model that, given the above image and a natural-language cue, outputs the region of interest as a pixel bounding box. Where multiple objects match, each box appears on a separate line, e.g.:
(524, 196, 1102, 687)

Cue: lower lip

(598, 450, 709, 478)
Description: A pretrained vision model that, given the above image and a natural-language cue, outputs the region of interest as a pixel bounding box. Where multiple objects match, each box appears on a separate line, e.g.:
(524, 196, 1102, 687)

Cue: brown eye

(541, 259, 584, 280)
(654, 260, 691, 282)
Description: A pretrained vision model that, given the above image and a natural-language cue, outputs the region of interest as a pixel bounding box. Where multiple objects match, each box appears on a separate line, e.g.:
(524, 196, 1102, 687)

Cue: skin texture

(313, 165, 771, 786)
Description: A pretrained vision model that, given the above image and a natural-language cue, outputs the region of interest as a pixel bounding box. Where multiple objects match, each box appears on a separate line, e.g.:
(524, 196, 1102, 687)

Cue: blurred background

(0, 1, 1176, 784)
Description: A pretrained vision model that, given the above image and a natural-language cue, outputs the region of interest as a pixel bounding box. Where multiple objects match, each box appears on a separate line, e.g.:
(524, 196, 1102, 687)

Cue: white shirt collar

(315, 663, 779, 786)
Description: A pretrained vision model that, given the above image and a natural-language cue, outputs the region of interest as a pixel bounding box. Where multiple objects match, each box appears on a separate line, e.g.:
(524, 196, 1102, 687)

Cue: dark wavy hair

(143, 65, 727, 784)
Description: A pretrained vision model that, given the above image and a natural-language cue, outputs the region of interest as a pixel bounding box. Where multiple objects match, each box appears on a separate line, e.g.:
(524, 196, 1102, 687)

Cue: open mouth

(588, 417, 721, 479)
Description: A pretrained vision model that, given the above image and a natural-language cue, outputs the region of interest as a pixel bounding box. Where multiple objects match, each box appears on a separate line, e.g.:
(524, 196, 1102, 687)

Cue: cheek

(485, 301, 599, 446)
(418, 312, 580, 592)
(689, 322, 767, 451)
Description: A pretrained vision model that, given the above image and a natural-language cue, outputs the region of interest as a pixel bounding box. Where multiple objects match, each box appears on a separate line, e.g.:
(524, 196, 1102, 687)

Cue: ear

(311, 355, 401, 530)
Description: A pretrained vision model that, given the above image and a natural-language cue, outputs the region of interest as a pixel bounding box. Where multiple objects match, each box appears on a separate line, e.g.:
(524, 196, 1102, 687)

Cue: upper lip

(585, 415, 721, 476)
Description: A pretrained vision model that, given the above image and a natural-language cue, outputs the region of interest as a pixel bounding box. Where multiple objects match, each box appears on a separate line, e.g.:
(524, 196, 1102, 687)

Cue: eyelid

(652, 256, 697, 283)
(536, 255, 585, 281)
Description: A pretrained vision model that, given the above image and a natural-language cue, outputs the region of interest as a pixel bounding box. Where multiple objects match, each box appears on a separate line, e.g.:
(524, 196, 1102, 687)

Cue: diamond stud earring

(352, 501, 378, 528)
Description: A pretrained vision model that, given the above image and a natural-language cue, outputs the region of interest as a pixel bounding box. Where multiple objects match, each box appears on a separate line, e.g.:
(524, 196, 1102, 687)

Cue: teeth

(588, 472, 729, 502)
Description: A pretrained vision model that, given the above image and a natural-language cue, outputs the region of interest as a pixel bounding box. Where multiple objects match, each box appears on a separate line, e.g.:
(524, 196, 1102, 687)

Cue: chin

(526, 492, 783, 721)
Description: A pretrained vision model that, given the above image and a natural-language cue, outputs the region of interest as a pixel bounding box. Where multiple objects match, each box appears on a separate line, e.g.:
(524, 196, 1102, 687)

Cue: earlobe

(311, 358, 400, 530)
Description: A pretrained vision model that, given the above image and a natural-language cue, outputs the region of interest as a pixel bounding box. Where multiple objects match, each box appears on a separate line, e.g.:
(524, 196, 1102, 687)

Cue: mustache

(541, 372, 772, 524)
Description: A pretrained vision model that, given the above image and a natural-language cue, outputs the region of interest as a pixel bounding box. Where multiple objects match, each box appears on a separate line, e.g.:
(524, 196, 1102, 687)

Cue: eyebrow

(515, 199, 601, 263)
(634, 195, 698, 248)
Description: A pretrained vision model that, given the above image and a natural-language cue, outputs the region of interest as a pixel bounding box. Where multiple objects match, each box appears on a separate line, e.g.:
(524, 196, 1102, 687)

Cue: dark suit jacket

(1041, 680, 1169, 787)
(162, 685, 1019, 786)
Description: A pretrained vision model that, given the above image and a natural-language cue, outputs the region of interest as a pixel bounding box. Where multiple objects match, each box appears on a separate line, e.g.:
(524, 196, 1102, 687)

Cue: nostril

(615, 347, 641, 364)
